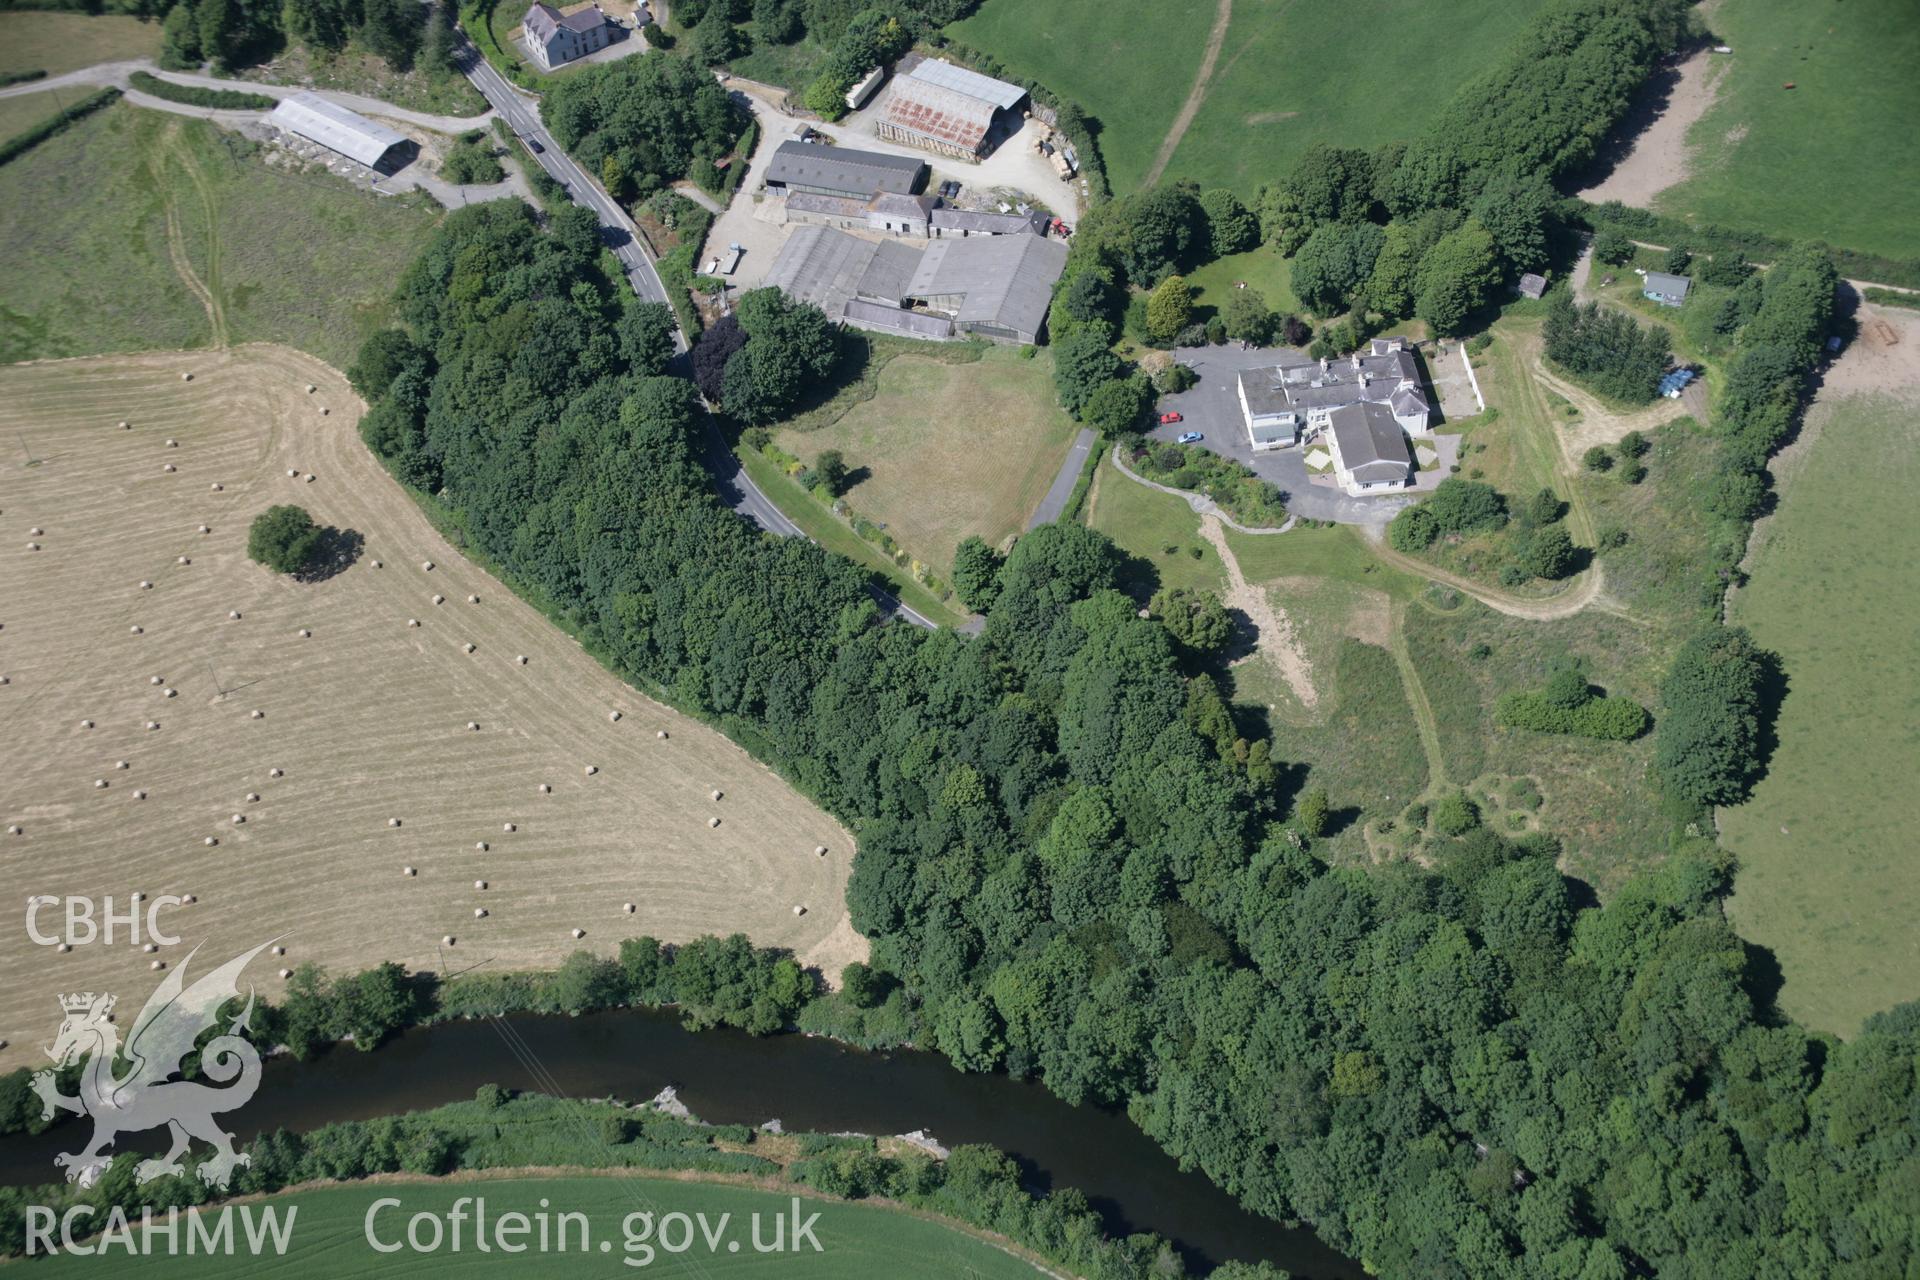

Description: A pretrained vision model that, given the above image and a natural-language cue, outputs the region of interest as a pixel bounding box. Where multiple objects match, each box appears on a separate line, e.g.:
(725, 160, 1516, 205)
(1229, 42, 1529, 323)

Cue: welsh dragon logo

(32, 940, 277, 1189)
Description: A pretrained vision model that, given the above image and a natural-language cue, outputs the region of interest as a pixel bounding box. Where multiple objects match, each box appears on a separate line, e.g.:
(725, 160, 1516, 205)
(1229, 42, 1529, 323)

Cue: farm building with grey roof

(877, 58, 1028, 159)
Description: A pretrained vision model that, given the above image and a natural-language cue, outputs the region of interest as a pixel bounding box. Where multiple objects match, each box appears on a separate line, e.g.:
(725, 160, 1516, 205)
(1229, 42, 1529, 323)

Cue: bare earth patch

(1198, 513, 1317, 708)
(1579, 47, 1730, 207)
(0, 347, 861, 1070)
(1244, 110, 1299, 126)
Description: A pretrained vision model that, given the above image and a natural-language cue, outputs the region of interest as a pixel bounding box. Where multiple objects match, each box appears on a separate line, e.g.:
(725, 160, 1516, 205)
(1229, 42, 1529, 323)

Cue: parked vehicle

(1158, 412, 1183, 425)
(526, 137, 544, 154)
(1177, 431, 1203, 444)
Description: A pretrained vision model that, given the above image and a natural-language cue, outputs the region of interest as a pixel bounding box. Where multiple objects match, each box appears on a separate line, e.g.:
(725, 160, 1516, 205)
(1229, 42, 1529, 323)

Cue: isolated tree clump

(249, 505, 324, 575)
(1149, 586, 1232, 656)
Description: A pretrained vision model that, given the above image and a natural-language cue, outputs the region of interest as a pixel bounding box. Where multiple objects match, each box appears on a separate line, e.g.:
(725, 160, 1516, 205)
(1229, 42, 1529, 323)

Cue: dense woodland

(259, 196, 1920, 1275)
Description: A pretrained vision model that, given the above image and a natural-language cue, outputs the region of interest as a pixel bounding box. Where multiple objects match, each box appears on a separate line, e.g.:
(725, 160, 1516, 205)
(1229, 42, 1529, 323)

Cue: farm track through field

(1141, 0, 1233, 187)
(0, 349, 860, 1069)
(154, 125, 228, 347)
(1385, 603, 1445, 794)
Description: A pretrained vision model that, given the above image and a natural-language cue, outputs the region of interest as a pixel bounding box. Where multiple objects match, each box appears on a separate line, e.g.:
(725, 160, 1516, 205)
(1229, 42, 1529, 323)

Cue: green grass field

(0, 12, 161, 78)
(0, 89, 63, 146)
(29, 1176, 1046, 1277)
(0, 103, 439, 368)
(1185, 247, 1299, 320)
(949, 0, 1549, 196)
(774, 347, 1082, 578)
(1657, 0, 1920, 261)
(1086, 455, 1228, 599)
(1722, 395, 1919, 1035)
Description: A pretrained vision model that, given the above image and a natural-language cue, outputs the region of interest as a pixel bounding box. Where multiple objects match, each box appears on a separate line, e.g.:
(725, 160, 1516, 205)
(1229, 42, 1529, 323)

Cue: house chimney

(1350, 352, 1362, 370)
(1318, 356, 1329, 374)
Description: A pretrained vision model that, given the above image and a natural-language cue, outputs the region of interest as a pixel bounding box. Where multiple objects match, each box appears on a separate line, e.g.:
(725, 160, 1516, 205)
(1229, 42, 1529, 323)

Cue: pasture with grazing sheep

(0, 347, 862, 1071)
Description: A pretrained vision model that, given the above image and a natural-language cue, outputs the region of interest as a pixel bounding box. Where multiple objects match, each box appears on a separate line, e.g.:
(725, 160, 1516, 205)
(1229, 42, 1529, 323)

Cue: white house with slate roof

(1236, 336, 1431, 452)
(1324, 402, 1415, 493)
(523, 2, 610, 70)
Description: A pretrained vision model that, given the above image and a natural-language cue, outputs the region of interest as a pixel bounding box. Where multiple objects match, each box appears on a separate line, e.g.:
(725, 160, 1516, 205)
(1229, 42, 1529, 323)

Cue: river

(0, 1008, 1362, 1277)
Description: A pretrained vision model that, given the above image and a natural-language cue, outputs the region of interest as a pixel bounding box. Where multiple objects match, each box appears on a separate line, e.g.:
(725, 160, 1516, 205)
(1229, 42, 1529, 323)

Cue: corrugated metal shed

(267, 92, 406, 168)
(765, 140, 926, 198)
(906, 233, 1068, 340)
(844, 299, 953, 339)
(907, 58, 1026, 111)
(881, 78, 997, 154)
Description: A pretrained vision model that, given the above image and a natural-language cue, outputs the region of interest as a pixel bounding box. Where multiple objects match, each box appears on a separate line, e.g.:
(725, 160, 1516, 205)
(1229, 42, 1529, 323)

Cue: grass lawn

(0, 88, 63, 146)
(1722, 394, 1920, 1035)
(946, 0, 1214, 194)
(29, 1176, 1046, 1277)
(1185, 247, 1299, 321)
(736, 442, 971, 627)
(950, 0, 1549, 197)
(1085, 454, 1228, 600)
(1656, 0, 1920, 261)
(725, 29, 834, 91)
(774, 347, 1081, 579)
(0, 12, 161, 78)
(0, 103, 439, 368)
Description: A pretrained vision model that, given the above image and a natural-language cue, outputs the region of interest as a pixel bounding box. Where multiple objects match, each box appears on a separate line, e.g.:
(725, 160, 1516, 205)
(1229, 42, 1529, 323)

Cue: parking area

(1149, 343, 1461, 526)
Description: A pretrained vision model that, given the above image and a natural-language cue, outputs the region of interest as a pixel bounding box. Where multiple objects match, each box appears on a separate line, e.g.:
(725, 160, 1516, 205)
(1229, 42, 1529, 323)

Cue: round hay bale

(476, 841, 488, 851)
(26, 543, 39, 552)
(516, 655, 527, 665)
(181, 372, 192, 381)
(163, 464, 175, 473)
(210, 483, 222, 492)
(403, 866, 415, 877)
(623, 903, 636, 914)
(165, 439, 178, 448)
(287, 469, 299, 478)
(202, 526, 212, 535)
(80, 719, 94, 729)
(474, 907, 487, 919)
(0, 676, 8, 685)
(57, 942, 69, 952)
(250, 709, 263, 719)
(572, 928, 585, 939)
(140, 580, 152, 589)
(467, 721, 479, 731)
(708, 816, 721, 828)
(145, 721, 159, 731)
(150, 676, 164, 685)
(304, 473, 316, 483)
(163, 688, 176, 698)
(203, 836, 217, 847)
(5, 825, 20, 836)
(299, 628, 311, 638)
(279, 968, 292, 979)
(657, 730, 669, 740)
(319, 407, 330, 417)
(143, 943, 156, 953)
(388, 817, 402, 828)
(815, 845, 827, 857)
(245, 792, 258, 802)
(151, 960, 165, 971)
(463, 643, 475, 653)
(372, 559, 382, 568)
(28, 527, 41, 536)
(584, 765, 597, 776)
(422, 561, 434, 571)
(432, 594, 444, 605)
(272, 945, 284, 956)
(227, 609, 239, 619)
(182, 894, 195, 904)
(177, 556, 190, 565)
(443, 935, 456, 947)
(132, 625, 144, 635)
(474, 879, 487, 890)
(93, 779, 107, 789)
(608, 710, 621, 722)
(711, 789, 723, 802)
(538, 784, 550, 794)
(132, 789, 146, 800)
(792, 905, 806, 916)
(119, 420, 130, 429)
(115, 761, 129, 770)
(502, 822, 516, 833)
(133, 892, 145, 902)
(466, 594, 479, 604)
(231, 814, 243, 824)
(269, 767, 283, 777)
(307, 384, 316, 394)
(407, 618, 420, 628)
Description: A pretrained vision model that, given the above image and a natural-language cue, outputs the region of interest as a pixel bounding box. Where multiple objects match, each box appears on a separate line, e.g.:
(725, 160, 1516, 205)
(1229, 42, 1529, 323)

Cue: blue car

(1176, 431, 1203, 444)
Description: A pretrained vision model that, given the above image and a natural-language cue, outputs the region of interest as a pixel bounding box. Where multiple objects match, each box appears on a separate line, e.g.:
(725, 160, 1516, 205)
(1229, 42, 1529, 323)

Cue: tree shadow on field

(1741, 939, 1789, 1027)
(296, 527, 364, 584)
(1744, 648, 1791, 797)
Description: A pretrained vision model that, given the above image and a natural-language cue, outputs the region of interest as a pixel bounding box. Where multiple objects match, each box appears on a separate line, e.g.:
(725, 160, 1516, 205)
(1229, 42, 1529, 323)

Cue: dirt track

(1141, 0, 1233, 187)
(0, 348, 861, 1070)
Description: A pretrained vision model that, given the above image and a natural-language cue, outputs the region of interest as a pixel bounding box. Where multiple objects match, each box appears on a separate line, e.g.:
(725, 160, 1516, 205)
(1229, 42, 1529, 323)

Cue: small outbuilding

(1515, 272, 1548, 300)
(267, 93, 407, 170)
(1643, 271, 1692, 307)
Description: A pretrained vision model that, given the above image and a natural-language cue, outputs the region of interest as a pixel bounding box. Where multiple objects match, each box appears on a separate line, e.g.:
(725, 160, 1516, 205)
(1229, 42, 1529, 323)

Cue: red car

(1158, 412, 1183, 424)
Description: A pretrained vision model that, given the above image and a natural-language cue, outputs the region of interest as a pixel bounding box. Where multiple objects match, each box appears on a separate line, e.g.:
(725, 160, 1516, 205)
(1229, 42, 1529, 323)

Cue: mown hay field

(0, 348, 860, 1071)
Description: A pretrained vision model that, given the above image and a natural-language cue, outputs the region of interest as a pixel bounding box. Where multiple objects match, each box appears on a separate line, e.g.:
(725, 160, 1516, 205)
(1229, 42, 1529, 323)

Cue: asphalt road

(455, 46, 937, 631)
